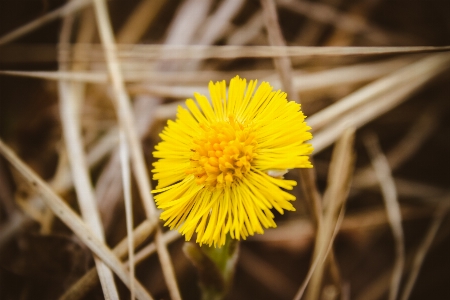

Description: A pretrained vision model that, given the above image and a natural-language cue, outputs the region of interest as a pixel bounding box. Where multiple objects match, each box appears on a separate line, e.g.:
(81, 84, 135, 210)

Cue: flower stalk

(183, 235, 239, 300)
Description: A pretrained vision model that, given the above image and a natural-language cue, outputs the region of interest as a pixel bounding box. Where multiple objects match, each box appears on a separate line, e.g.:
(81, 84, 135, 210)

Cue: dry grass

(0, 1, 449, 299)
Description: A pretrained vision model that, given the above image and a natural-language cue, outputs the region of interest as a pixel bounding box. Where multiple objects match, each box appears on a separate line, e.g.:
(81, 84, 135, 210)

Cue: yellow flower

(152, 76, 313, 247)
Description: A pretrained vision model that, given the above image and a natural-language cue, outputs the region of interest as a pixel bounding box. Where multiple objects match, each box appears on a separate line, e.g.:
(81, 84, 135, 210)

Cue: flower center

(186, 116, 257, 189)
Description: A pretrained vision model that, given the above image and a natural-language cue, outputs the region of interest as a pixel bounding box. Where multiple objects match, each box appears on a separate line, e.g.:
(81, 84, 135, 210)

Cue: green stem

(183, 236, 239, 300)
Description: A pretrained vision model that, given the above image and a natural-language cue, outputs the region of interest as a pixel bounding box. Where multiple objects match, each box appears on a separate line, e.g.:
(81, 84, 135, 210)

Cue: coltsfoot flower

(152, 76, 313, 247)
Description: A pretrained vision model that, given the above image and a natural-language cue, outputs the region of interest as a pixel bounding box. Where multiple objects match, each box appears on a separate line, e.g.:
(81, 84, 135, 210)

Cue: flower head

(152, 76, 313, 247)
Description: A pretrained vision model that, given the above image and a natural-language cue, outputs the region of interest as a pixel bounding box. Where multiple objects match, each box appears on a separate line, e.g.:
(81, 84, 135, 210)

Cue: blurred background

(0, 0, 449, 299)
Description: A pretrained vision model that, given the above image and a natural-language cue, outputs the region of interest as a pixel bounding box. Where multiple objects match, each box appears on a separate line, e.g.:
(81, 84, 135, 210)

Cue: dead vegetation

(0, 0, 449, 299)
